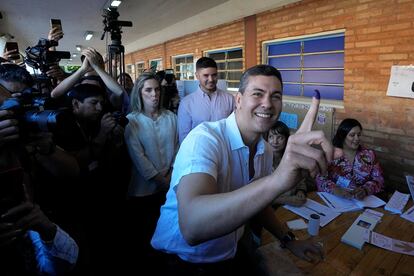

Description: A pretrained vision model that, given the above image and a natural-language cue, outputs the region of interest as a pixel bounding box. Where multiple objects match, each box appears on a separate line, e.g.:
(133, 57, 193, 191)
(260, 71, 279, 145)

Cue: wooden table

(261, 192, 414, 275)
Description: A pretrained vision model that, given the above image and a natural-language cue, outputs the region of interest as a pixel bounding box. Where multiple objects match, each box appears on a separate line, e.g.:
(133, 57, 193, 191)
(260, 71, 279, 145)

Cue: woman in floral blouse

(316, 118, 384, 200)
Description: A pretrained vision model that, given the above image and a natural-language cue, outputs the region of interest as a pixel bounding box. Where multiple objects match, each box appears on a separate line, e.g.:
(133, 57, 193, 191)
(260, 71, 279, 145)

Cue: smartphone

(50, 18, 62, 31)
(0, 167, 25, 215)
(4, 42, 19, 60)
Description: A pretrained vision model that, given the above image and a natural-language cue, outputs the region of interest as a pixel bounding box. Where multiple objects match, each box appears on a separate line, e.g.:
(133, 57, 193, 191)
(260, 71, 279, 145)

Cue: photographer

(50, 47, 129, 114)
(52, 83, 129, 274)
(0, 64, 79, 275)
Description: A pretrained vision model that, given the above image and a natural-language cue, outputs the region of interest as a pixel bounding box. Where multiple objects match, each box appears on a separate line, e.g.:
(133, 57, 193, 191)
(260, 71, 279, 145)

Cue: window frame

(125, 64, 136, 81)
(262, 30, 345, 102)
(172, 54, 194, 80)
(205, 46, 243, 92)
(135, 61, 146, 78)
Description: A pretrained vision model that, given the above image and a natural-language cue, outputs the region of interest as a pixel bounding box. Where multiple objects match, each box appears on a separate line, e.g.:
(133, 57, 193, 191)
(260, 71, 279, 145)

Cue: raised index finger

(297, 90, 320, 134)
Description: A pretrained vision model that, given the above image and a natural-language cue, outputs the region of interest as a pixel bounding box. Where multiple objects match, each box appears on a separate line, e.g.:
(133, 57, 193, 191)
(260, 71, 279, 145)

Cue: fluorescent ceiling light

(110, 0, 122, 7)
(76, 45, 81, 51)
(84, 31, 93, 41)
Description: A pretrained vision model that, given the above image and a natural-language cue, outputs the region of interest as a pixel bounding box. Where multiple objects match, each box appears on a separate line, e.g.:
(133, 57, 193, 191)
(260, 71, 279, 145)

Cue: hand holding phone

(3, 42, 20, 60)
(49, 19, 63, 41)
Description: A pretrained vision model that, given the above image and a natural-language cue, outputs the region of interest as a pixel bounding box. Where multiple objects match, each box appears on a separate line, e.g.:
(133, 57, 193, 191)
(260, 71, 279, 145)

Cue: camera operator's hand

(48, 27, 64, 42)
(46, 64, 66, 83)
(100, 113, 117, 135)
(0, 110, 19, 147)
(94, 113, 116, 146)
(2, 49, 20, 62)
(0, 202, 57, 246)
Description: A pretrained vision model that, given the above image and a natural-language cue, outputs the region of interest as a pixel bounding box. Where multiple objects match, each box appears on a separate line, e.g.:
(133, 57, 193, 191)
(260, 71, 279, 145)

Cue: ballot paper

(406, 175, 414, 201)
(318, 192, 386, 213)
(369, 231, 414, 256)
(384, 190, 410, 214)
(283, 199, 341, 227)
(401, 205, 414, 223)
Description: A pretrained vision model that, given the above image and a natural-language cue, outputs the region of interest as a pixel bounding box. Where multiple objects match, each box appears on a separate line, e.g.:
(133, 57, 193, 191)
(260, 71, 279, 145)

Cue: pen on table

(304, 206, 326, 217)
(321, 193, 335, 208)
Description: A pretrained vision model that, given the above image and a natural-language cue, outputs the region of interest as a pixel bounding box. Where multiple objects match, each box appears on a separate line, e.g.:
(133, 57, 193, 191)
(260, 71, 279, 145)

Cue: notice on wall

(386, 66, 414, 99)
(279, 112, 298, 129)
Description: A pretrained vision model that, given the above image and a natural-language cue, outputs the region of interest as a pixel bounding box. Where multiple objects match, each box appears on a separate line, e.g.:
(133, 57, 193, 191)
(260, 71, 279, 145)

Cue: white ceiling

(0, 0, 300, 65)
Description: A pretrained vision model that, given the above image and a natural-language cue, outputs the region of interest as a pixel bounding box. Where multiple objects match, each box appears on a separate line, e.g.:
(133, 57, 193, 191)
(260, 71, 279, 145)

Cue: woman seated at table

(316, 118, 384, 200)
(267, 121, 308, 207)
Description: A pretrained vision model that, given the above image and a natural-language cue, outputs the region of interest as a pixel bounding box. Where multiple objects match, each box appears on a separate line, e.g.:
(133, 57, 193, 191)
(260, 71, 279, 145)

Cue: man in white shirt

(152, 65, 331, 275)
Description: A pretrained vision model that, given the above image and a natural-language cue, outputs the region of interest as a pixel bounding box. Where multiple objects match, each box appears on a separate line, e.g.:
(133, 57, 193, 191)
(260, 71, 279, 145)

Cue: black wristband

(280, 231, 296, 248)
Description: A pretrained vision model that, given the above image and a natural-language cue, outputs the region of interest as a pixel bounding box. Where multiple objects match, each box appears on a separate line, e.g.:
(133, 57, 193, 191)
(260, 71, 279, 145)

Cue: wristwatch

(280, 231, 296, 248)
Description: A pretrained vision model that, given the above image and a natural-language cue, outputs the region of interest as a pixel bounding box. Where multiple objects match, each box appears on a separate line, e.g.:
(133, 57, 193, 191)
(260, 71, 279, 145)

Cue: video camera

(0, 89, 75, 137)
(25, 39, 71, 74)
(102, 7, 132, 45)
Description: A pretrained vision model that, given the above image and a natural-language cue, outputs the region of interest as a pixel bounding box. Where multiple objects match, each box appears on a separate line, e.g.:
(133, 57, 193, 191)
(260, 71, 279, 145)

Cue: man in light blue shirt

(152, 65, 332, 274)
(177, 57, 235, 144)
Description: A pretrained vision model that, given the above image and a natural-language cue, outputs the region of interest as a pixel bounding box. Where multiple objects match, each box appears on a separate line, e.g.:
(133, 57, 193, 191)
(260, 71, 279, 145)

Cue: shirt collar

(225, 112, 266, 155)
(197, 86, 217, 97)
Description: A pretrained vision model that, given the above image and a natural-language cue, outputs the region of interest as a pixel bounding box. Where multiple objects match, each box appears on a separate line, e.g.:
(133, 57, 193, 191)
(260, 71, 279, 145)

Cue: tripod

(107, 41, 126, 87)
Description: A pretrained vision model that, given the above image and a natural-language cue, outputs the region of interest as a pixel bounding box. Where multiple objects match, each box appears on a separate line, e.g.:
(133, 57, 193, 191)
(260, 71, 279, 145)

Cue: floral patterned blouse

(316, 146, 384, 195)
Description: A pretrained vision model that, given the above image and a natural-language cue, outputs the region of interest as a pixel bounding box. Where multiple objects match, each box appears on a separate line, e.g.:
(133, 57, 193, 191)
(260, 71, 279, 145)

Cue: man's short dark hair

(196, 57, 217, 70)
(238, 65, 283, 94)
(0, 63, 34, 87)
(68, 83, 106, 102)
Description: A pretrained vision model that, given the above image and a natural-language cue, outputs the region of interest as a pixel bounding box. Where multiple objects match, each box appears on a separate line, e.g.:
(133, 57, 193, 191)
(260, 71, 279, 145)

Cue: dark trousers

(125, 191, 166, 274)
(156, 236, 258, 276)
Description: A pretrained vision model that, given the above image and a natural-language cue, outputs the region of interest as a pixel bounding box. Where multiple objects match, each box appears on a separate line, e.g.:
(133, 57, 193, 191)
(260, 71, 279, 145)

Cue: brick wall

(125, 0, 414, 191)
(256, 0, 414, 191)
(125, 20, 244, 70)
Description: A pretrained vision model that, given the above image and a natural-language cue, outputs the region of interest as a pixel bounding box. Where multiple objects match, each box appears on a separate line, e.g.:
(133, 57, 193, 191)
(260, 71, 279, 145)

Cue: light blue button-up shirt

(177, 86, 235, 144)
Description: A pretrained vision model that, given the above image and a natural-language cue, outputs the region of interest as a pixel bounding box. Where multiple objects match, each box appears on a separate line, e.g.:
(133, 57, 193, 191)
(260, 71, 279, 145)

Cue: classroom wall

(125, 0, 414, 191)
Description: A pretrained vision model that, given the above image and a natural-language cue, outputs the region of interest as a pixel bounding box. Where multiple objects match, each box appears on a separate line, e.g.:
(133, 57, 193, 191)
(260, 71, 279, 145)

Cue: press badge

(337, 176, 351, 188)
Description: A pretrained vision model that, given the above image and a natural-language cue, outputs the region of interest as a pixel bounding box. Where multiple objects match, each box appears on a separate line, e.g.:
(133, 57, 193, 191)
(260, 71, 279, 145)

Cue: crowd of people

(0, 25, 386, 276)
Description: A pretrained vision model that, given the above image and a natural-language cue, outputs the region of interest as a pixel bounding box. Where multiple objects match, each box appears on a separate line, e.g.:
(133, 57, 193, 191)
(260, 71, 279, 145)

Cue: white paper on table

(384, 190, 410, 214)
(401, 205, 414, 223)
(283, 198, 341, 227)
(286, 219, 307, 230)
(318, 192, 361, 212)
(406, 175, 414, 201)
(318, 192, 386, 213)
(363, 209, 384, 221)
(369, 232, 414, 256)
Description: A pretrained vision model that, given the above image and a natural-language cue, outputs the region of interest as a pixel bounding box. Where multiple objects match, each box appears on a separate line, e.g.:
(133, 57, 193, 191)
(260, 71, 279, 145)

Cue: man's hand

(82, 48, 104, 70)
(286, 238, 324, 263)
(46, 64, 66, 82)
(1, 202, 57, 243)
(98, 113, 117, 138)
(48, 27, 64, 42)
(2, 49, 20, 61)
(274, 90, 333, 192)
(0, 110, 19, 147)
